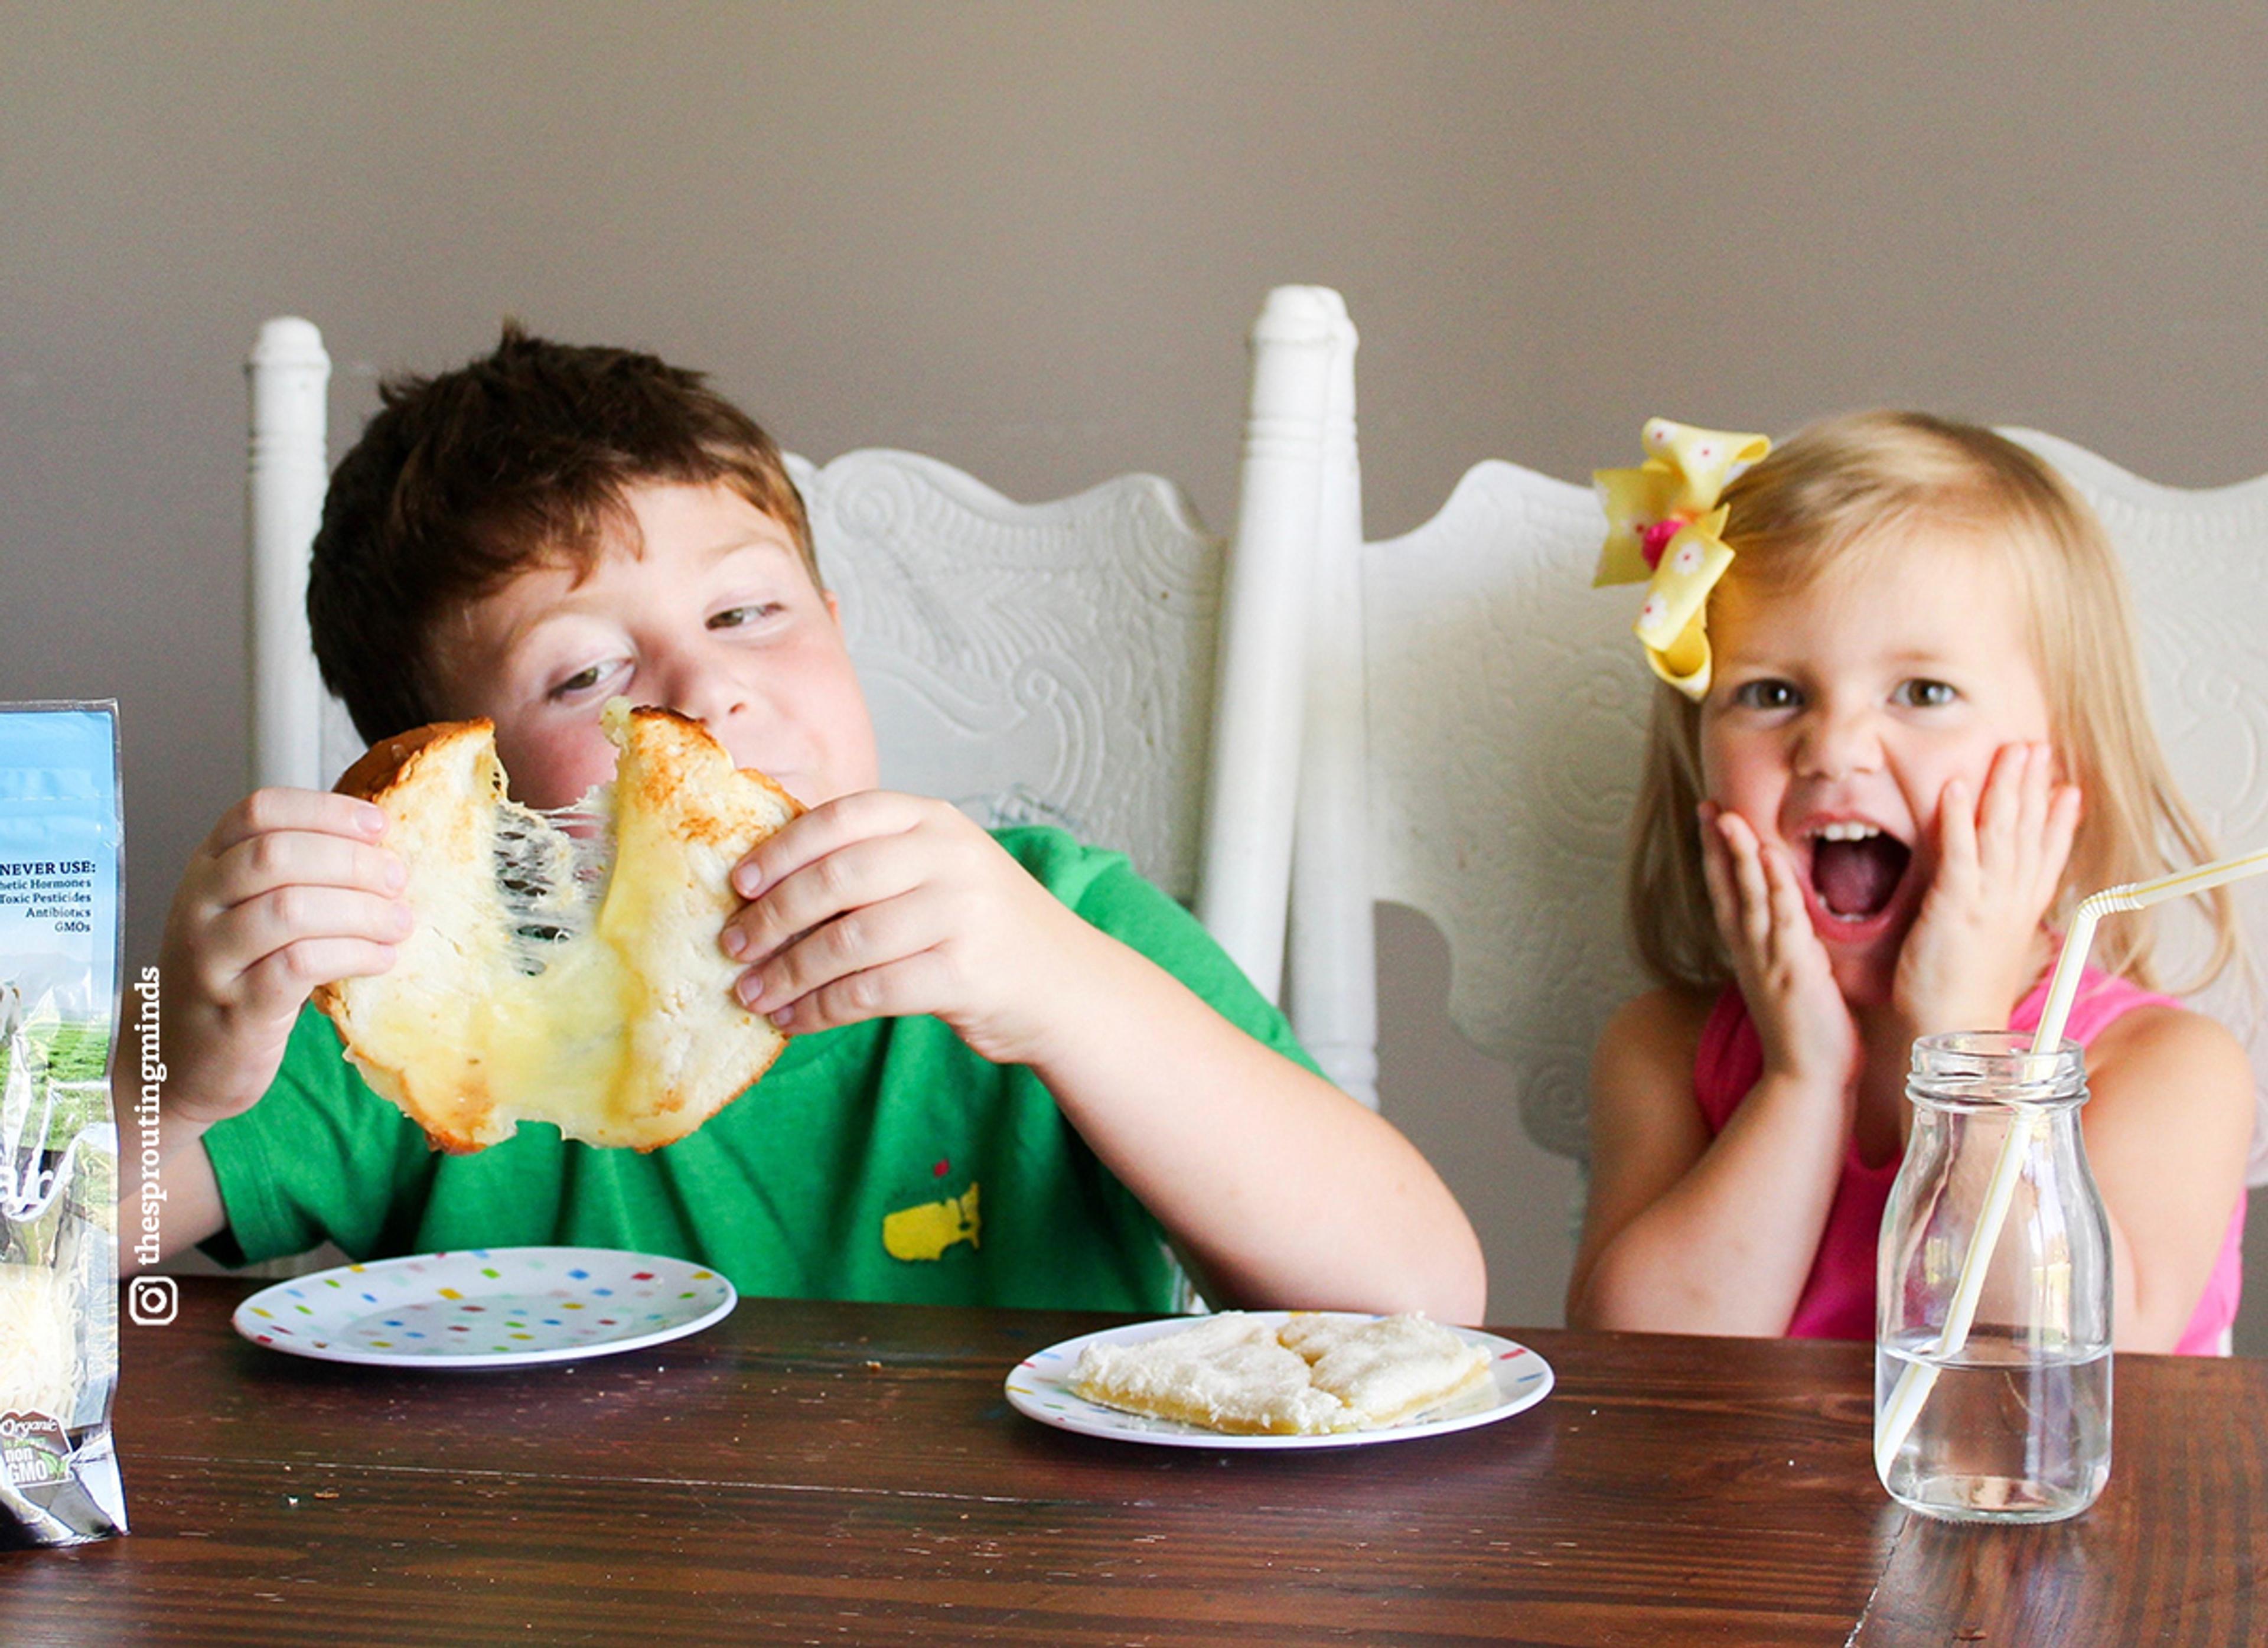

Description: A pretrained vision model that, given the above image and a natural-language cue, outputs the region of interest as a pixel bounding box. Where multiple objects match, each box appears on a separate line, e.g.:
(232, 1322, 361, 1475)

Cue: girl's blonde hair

(1628, 409, 2237, 996)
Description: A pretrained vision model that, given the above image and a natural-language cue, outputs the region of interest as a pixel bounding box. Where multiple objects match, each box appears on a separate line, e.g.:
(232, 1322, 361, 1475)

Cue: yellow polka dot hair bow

(1593, 418, 1772, 699)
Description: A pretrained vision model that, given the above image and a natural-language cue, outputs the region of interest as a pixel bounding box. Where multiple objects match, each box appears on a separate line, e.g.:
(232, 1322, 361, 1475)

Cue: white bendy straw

(1876, 843, 2268, 1483)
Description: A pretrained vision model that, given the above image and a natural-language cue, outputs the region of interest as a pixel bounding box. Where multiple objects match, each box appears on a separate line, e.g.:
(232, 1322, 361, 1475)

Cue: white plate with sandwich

(1006, 1310, 1552, 1450)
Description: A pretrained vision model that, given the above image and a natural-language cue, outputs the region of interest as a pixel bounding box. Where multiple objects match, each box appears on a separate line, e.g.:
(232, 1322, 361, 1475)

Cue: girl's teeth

(1814, 821, 1882, 842)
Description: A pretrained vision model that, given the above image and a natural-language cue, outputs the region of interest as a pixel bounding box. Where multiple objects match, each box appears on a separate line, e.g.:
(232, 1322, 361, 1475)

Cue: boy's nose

(650, 658, 754, 731)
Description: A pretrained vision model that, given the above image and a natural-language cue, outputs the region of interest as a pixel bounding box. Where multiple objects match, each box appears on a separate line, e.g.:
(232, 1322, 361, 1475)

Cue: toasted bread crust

(331, 719, 494, 803)
(612, 705, 803, 848)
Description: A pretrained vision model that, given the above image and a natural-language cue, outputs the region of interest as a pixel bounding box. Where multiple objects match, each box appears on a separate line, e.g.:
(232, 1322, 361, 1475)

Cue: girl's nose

(1794, 701, 1884, 779)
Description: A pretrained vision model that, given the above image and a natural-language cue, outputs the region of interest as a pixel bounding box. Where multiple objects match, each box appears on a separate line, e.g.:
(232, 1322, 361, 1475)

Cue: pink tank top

(1692, 966, 2246, 1353)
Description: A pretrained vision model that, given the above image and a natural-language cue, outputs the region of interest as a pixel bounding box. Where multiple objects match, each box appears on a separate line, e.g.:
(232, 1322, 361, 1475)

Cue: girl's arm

(1568, 988, 1852, 1335)
(2077, 1004, 2252, 1352)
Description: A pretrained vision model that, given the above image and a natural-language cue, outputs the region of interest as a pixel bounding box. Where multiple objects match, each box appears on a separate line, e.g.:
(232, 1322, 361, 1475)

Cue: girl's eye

(1733, 679, 1801, 711)
(709, 603, 784, 630)
(1897, 679, 1959, 708)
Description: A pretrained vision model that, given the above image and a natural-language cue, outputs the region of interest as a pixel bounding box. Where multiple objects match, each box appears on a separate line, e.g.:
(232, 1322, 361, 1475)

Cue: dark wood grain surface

(2, 1279, 2260, 1644)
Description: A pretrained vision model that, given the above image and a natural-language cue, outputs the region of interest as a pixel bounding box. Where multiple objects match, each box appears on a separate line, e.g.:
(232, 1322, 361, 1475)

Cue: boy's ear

(825, 588, 842, 627)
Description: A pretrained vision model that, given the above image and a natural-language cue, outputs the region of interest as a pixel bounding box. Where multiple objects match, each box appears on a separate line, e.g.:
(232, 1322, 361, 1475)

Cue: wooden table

(4, 1278, 2261, 1644)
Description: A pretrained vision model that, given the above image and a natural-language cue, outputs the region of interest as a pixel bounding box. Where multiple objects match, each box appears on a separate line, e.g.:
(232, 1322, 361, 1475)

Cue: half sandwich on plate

(1071, 1311, 1494, 1435)
(314, 697, 801, 1152)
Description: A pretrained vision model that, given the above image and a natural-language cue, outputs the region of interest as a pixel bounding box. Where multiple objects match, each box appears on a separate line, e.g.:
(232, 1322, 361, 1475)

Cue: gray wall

(6, 2, 2265, 1343)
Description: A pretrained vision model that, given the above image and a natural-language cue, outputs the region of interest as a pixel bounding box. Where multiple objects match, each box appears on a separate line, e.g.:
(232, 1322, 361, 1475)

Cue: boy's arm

(117, 1092, 224, 1274)
(126, 787, 409, 1270)
(996, 923, 1484, 1321)
(725, 792, 1485, 1323)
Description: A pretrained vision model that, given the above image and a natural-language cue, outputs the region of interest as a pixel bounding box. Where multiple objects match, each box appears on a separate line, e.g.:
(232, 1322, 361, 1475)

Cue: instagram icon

(127, 1274, 178, 1327)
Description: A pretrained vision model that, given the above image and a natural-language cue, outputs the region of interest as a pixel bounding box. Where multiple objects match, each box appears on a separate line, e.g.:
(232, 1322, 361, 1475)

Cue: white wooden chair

(2013, 431, 2268, 1184)
(1286, 316, 2268, 1185)
(245, 288, 1357, 1000)
(1287, 427, 1643, 1150)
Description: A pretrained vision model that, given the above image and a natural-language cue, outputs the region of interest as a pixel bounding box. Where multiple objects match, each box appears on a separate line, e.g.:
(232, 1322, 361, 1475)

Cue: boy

(136, 327, 1485, 1320)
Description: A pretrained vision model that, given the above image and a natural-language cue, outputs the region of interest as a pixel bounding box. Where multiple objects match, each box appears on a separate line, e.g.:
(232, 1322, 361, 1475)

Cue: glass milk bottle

(1875, 1033, 2112, 1522)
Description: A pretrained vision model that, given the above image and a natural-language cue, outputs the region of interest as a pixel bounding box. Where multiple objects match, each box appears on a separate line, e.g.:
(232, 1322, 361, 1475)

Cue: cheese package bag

(0, 704, 128, 1547)
(314, 698, 803, 1152)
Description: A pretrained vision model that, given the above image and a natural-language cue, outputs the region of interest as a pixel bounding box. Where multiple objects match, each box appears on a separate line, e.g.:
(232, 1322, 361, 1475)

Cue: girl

(1568, 411, 2251, 1353)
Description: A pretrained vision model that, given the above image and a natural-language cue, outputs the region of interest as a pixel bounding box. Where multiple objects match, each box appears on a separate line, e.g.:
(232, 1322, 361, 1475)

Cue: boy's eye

(548, 663, 608, 700)
(1733, 679, 1801, 711)
(709, 603, 784, 630)
(1896, 679, 1959, 708)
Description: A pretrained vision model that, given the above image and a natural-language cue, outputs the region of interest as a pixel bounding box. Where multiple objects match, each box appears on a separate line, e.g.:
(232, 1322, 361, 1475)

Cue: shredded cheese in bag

(0, 1261, 82, 1422)
(0, 702, 128, 1545)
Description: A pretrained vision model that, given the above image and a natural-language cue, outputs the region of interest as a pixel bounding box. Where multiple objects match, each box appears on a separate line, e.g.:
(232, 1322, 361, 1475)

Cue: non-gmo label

(0, 859, 100, 936)
(0, 1409, 71, 1489)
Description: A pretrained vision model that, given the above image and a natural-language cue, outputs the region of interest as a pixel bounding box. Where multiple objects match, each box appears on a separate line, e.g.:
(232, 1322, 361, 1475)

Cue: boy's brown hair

(308, 324, 816, 742)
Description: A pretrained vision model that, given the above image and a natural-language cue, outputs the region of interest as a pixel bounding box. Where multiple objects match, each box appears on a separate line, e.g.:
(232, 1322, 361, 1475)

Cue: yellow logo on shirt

(882, 1182, 981, 1262)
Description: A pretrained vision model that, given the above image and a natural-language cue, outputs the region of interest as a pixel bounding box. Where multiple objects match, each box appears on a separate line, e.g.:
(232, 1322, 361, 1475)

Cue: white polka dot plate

(232, 1246, 737, 1369)
(1005, 1311, 1553, 1450)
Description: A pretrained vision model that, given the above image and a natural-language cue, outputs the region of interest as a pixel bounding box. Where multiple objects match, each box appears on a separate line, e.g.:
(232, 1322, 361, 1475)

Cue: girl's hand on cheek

(718, 792, 1102, 1065)
(1700, 802, 1858, 1093)
(1895, 741, 2081, 1035)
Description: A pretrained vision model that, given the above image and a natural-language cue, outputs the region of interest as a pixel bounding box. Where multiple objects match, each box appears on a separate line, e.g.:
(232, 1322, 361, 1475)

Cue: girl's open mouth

(1807, 822, 1912, 923)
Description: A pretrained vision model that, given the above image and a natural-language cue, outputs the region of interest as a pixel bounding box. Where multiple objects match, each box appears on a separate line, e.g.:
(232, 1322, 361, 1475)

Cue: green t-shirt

(200, 826, 1318, 1313)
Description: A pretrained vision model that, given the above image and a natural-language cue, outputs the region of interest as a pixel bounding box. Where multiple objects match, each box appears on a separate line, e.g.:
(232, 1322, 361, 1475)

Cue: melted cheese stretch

(0, 1262, 82, 1422)
(494, 796, 613, 969)
(359, 793, 647, 1148)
